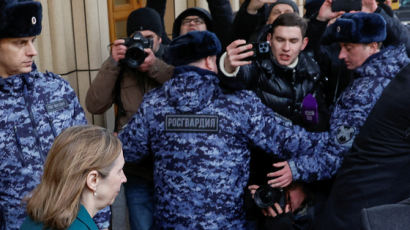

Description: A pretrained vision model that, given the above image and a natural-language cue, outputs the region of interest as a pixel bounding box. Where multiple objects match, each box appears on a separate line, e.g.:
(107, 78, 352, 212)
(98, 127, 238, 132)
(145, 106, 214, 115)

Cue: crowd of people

(0, 0, 409, 229)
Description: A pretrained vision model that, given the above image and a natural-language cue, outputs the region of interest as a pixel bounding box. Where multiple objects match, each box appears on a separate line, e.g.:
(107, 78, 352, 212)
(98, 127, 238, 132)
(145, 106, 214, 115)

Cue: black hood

(172, 7, 213, 39)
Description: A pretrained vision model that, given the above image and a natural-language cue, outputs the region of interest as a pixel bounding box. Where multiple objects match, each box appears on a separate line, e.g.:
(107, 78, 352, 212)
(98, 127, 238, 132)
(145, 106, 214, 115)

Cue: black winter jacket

(219, 52, 329, 131)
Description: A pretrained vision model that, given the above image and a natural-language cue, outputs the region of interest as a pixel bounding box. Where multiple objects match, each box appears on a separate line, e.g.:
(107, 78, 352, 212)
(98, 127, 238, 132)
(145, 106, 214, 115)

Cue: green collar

(68, 205, 99, 230)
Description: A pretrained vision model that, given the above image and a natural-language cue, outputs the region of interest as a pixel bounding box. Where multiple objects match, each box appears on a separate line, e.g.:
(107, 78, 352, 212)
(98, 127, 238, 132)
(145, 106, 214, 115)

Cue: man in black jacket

(219, 12, 328, 229)
(220, 13, 328, 133)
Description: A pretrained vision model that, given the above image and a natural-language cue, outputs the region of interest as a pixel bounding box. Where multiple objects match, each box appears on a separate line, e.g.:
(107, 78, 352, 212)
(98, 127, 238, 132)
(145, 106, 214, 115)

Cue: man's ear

(266, 32, 272, 42)
(301, 37, 309, 51)
(369, 42, 380, 53)
(204, 56, 217, 71)
(86, 170, 99, 192)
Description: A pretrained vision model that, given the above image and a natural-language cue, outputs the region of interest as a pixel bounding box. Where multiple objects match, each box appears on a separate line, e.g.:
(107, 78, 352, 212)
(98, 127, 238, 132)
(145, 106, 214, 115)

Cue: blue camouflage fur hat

(164, 30, 221, 66)
(0, 0, 42, 39)
(322, 12, 386, 45)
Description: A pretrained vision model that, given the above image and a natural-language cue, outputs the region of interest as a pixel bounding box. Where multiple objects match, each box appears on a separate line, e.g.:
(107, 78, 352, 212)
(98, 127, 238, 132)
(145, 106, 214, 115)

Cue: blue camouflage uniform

(286, 44, 410, 182)
(119, 43, 409, 229)
(0, 65, 109, 229)
(315, 45, 410, 230)
(119, 65, 301, 229)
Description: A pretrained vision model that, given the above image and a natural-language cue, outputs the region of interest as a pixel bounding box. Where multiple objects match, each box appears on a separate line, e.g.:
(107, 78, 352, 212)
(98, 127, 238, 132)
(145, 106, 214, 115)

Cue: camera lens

(254, 184, 284, 208)
(121, 32, 150, 69)
(125, 46, 147, 68)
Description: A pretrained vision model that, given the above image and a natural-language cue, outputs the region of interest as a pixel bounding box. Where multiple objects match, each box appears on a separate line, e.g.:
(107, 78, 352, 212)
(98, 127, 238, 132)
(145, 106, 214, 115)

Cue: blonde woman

(20, 125, 127, 230)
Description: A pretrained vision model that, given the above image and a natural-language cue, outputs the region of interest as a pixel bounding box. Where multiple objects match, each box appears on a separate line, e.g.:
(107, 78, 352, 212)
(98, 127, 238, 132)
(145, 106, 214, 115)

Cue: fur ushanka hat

(322, 12, 386, 45)
(164, 31, 221, 66)
(0, 0, 42, 39)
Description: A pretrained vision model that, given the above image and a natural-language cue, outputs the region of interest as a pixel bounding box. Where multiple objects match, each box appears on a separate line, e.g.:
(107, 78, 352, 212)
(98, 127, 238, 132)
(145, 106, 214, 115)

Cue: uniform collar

(0, 63, 38, 93)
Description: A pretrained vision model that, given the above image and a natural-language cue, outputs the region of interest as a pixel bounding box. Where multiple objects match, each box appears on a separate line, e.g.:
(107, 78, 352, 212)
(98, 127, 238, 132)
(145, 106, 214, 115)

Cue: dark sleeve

(218, 63, 258, 90)
(232, 0, 266, 41)
(262, 214, 295, 230)
(305, 15, 338, 81)
(207, 0, 234, 49)
(146, 0, 171, 44)
(314, 82, 331, 131)
(86, 57, 119, 114)
(376, 6, 410, 55)
(306, 16, 351, 105)
(305, 14, 328, 55)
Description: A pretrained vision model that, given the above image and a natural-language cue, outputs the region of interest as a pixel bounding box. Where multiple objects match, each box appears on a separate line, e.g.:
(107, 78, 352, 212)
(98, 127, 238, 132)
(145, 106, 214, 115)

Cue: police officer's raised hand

(111, 39, 127, 62)
(224, 39, 253, 74)
(267, 161, 292, 188)
(138, 48, 156, 72)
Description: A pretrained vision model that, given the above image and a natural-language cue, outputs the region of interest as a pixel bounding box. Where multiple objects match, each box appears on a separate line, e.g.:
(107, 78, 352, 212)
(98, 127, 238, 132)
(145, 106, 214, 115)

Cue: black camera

(121, 32, 153, 69)
(254, 184, 286, 208)
(332, 0, 362, 12)
(242, 41, 271, 61)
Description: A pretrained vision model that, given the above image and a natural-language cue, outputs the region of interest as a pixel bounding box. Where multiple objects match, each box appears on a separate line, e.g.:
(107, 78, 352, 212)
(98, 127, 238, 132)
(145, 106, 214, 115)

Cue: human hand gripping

(316, 0, 345, 22)
(267, 161, 292, 188)
(262, 202, 291, 217)
(223, 39, 253, 74)
(248, 185, 291, 217)
(361, 0, 378, 13)
(247, 0, 278, 15)
(111, 39, 127, 62)
(138, 48, 156, 72)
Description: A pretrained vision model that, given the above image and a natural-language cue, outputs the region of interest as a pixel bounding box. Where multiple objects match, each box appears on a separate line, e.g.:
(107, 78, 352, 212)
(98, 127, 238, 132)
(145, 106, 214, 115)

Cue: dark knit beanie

(127, 7, 163, 37)
(172, 7, 213, 39)
(322, 12, 386, 45)
(164, 31, 221, 66)
(0, 0, 42, 39)
(269, 0, 300, 15)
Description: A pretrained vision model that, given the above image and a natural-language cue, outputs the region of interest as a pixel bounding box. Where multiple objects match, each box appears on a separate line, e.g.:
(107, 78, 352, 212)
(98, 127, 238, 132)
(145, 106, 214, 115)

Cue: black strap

(113, 68, 126, 132)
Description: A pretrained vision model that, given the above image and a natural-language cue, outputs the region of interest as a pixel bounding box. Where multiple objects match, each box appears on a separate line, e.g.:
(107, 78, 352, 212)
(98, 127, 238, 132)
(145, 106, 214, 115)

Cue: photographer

(248, 183, 315, 230)
(85, 7, 173, 230)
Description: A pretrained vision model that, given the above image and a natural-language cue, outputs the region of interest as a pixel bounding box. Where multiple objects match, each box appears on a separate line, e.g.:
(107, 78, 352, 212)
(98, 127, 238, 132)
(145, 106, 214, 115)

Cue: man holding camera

(86, 7, 173, 230)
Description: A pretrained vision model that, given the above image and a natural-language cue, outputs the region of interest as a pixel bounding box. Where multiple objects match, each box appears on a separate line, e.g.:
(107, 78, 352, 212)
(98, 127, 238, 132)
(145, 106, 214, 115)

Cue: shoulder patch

(335, 125, 355, 144)
(46, 99, 68, 113)
(165, 114, 219, 133)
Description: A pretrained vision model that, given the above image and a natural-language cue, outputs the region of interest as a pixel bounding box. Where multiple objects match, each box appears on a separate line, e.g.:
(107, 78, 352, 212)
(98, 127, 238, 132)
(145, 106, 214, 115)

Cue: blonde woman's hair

(25, 125, 122, 229)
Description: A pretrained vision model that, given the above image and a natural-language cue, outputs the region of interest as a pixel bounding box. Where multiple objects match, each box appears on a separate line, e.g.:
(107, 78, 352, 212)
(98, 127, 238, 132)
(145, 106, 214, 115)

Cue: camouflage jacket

(287, 45, 410, 182)
(119, 44, 409, 228)
(0, 65, 104, 229)
(119, 65, 317, 229)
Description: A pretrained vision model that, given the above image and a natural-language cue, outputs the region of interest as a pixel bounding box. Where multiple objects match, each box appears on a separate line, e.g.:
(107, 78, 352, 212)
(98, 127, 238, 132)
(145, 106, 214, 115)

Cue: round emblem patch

(31, 16, 37, 25)
(335, 125, 355, 144)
